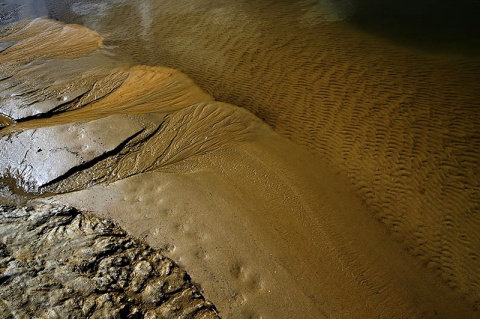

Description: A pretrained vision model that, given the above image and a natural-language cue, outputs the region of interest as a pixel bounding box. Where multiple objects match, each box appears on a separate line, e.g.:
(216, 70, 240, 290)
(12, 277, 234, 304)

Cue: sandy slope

(0, 13, 479, 319)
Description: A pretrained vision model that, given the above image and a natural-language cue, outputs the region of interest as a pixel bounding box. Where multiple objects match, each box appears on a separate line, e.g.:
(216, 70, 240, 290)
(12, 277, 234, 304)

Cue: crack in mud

(41, 127, 146, 189)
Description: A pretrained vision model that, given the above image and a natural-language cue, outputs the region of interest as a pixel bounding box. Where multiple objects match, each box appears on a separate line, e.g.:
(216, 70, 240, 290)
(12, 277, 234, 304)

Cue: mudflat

(1, 1, 480, 318)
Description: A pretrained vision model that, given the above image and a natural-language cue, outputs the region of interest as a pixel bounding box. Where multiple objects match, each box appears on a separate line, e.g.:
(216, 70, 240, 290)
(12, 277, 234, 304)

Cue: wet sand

(1, 1, 480, 318)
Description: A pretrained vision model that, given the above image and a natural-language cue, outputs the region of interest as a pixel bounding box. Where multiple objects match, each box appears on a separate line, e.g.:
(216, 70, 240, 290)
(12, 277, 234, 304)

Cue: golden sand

(0, 18, 102, 63)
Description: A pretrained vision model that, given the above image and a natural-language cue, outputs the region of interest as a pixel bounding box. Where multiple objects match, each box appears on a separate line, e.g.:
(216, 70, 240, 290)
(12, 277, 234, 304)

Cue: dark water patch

(349, 0, 480, 57)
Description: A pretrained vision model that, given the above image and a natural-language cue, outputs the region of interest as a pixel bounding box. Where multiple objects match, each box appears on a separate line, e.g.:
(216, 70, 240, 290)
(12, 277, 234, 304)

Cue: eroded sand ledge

(0, 18, 479, 319)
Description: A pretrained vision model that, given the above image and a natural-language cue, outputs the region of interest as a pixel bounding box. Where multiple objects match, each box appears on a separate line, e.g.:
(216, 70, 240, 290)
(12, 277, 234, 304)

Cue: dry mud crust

(0, 204, 219, 319)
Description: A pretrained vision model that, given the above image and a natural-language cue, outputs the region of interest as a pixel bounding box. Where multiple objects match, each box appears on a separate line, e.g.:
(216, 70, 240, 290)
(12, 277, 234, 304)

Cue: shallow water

(44, 0, 480, 56)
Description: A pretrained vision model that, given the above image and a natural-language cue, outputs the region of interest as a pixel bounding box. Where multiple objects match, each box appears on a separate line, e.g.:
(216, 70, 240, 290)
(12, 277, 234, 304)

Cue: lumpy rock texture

(0, 204, 219, 319)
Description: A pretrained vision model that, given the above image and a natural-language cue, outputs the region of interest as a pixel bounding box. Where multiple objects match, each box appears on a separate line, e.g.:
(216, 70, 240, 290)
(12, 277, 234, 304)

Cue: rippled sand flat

(1, 1, 480, 318)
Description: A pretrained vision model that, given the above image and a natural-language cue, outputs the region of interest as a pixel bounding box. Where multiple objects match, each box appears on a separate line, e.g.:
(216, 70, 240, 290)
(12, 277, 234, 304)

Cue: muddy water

(1, 1, 480, 318)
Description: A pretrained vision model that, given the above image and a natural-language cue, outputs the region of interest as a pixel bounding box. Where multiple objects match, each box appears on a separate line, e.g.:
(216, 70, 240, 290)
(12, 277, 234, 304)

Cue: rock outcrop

(0, 204, 219, 319)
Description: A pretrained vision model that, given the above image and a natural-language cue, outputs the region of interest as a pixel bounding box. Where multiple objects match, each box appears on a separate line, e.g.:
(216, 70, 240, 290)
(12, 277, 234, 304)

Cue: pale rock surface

(0, 115, 143, 190)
